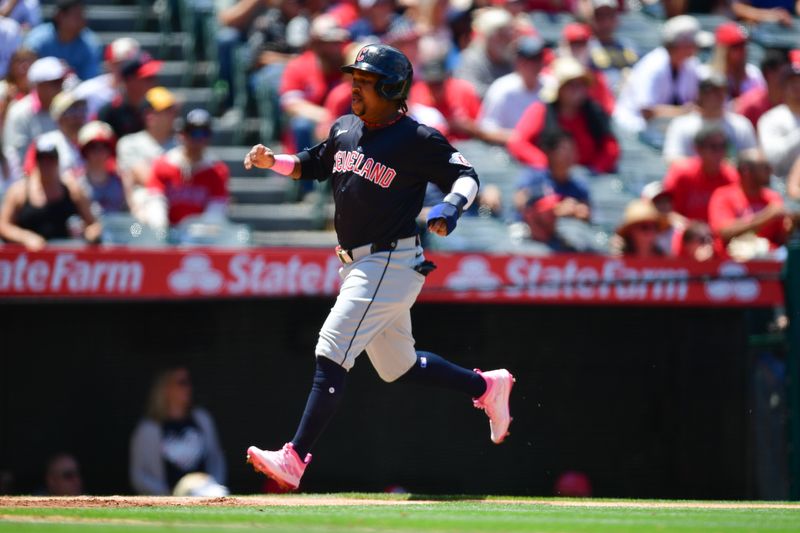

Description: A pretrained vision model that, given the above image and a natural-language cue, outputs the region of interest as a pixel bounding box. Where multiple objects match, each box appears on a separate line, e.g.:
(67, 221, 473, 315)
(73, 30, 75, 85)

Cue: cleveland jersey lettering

(297, 114, 479, 250)
(332, 150, 397, 188)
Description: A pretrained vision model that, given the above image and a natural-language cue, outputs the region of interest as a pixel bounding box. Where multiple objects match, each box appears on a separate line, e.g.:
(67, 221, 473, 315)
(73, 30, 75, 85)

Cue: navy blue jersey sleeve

(296, 120, 342, 181)
(416, 125, 480, 193)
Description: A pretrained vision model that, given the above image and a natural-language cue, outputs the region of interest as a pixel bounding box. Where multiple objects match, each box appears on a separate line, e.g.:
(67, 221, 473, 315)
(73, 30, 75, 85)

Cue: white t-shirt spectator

(614, 47, 700, 133)
(757, 104, 800, 178)
(0, 16, 21, 79)
(479, 72, 541, 132)
(116, 130, 178, 179)
(2, 91, 57, 163)
(662, 111, 757, 161)
(1, 0, 41, 27)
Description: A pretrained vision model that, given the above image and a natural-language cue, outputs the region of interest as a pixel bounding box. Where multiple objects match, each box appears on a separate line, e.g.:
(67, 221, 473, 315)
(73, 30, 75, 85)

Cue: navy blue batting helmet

(341, 44, 413, 101)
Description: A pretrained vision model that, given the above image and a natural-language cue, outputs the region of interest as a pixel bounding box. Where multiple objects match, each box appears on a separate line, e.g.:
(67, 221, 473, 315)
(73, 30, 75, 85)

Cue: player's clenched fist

(244, 144, 275, 170)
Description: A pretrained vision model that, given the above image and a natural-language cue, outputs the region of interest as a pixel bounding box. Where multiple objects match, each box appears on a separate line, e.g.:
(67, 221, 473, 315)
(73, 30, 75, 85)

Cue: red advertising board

(0, 246, 784, 307)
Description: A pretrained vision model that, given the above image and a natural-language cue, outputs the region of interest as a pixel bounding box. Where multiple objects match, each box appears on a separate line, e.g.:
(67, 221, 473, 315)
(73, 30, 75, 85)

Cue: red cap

(715, 22, 747, 46)
(533, 194, 562, 214)
(790, 49, 800, 65)
(563, 23, 592, 43)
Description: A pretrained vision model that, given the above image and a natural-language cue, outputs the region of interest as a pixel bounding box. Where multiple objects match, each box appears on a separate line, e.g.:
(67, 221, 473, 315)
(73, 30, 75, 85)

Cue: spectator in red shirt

(734, 49, 788, 129)
(508, 57, 619, 173)
(408, 58, 482, 142)
(279, 15, 350, 153)
(662, 124, 740, 222)
(554, 22, 615, 114)
(708, 148, 793, 254)
(143, 109, 229, 230)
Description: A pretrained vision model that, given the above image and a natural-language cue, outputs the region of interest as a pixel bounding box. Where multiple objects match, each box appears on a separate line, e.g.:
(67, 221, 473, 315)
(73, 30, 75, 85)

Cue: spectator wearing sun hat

(698, 22, 764, 102)
(75, 120, 128, 215)
(509, 56, 619, 174)
(555, 22, 615, 114)
(614, 199, 666, 258)
(73, 37, 142, 120)
(24, 0, 101, 81)
(662, 71, 757, 163)
(143, 109, 229, 230)
(3, 56, 65, 166)
(757, 51, 800, 178)
(613, 15, 707, 133)
(98, 53, 162, 138)
(21, 90, 87, 178)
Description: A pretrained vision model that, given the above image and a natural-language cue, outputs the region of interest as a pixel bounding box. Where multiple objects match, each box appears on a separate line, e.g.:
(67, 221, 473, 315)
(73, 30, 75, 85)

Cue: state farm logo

(704, 262, 760, 302)
(445, 256, 502, 296)
(168, 255, 224, 295)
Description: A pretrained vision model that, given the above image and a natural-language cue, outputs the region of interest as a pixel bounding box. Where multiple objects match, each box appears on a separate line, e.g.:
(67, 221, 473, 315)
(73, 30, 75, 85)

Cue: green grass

(2, 494, 800, 533)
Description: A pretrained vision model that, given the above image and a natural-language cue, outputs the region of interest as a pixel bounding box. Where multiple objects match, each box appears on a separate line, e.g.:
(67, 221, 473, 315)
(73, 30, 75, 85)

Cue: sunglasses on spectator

(36, 152, 59, 161)
(633, 222, 659, 232)
(701, 142, 727, 151)
(186, 128, 212, 140)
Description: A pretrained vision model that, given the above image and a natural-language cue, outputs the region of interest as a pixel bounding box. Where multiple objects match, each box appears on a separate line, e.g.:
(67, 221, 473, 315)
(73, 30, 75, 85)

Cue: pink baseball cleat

(246, 443, 311, 491)
(473, 369, 515, 444)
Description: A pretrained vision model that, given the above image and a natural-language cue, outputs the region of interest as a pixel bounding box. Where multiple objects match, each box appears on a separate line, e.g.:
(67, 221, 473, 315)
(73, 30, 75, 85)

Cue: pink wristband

(271, 154, 295, 176)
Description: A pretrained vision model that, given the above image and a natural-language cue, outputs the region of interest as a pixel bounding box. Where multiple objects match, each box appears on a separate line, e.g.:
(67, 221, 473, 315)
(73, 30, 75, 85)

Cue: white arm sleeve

(142, 192, 168, 230)
(450, 176, 479, 209)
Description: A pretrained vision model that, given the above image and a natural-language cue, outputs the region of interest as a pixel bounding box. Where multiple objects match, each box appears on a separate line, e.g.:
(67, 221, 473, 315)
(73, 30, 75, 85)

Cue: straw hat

(540, 57, 591, 103)
(616, 199, 663, 236)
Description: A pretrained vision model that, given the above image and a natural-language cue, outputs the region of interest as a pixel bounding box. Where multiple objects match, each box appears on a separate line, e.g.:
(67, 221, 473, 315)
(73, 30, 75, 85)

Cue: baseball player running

(243, 44, 515, 491)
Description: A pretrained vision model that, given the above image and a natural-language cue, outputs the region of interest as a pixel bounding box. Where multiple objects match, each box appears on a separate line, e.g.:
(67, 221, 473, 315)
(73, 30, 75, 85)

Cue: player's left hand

(426, 201, 460, 236)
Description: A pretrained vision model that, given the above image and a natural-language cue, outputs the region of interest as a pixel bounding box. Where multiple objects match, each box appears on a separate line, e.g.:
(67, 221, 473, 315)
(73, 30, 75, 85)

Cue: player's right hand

(244, 144, 275, 170)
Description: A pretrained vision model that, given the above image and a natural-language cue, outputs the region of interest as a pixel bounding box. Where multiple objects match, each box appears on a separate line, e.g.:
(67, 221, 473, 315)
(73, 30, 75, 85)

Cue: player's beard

(351, 95, 365, 116)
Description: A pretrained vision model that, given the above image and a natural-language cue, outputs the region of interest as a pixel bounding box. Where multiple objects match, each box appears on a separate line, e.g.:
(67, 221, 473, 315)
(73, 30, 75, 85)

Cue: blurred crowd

(0, 0, 799, 260)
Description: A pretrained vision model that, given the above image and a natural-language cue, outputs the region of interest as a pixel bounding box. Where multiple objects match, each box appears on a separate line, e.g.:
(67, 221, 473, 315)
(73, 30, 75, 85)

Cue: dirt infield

(1, 495, 799, 510)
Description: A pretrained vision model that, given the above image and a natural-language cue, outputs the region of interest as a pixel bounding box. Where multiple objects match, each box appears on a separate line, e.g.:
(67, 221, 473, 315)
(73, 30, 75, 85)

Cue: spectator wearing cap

(72, 37, 142, 120)
(3, 56, 64, 166)
(116, 87, 179, 198)
(23, 0, 101, 81)
(453, 7, 516, 98)
(0, 135, 101, 250)
(662, 72, 757, 163)
(662, 124, 740, 223)
(21, 90, 87, 179)
(0, 0, 42, 28)
(614, 199, 666, 258)
(0, 14, 21, 80)
(513, 130, 591, 223)
(76, 120, 128, 215)
(143, 109, 229, 230)
(584, 0, 638, 95)
(735, 49, 788, 129)
(349, 0, 411, 42)
(408, 57, 483, 142)
(479, 36, 545, 145)
(757, 53, 800, 178)
(279, 14, 349, 153)
(731, 0, 799, 26)
(613, 15, 705, 133)
(699, 22, 764, 101)
(555, 22, 615, 114)
(709, 148, 792, 258)
(509, 57, 619, 173)
(97, 54, 161, 138)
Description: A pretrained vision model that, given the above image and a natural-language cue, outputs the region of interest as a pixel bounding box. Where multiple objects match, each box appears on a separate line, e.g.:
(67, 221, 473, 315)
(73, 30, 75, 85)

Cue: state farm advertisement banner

(0, 247, 785, 307)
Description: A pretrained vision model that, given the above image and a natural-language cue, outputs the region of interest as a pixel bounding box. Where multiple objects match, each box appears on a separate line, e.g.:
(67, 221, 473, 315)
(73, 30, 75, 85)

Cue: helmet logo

(356, 47, 367, 62)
